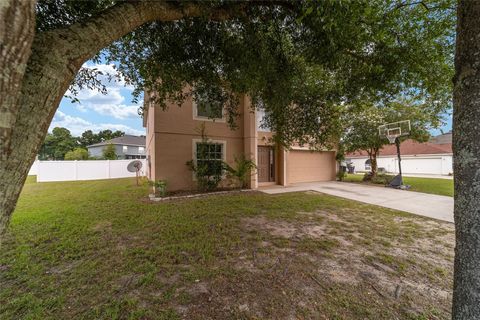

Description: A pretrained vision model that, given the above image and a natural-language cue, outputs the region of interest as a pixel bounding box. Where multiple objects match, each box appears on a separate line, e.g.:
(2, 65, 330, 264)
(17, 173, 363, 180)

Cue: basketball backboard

(378, 120, 411, 144)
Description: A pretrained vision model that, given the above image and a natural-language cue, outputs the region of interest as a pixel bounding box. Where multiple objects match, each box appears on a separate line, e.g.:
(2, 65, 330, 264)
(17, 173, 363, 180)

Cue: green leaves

(37, 0, 454, 150)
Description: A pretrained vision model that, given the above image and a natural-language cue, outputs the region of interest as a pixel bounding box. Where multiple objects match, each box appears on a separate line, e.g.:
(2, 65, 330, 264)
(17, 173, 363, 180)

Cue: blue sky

(432, 114, 452, 135)
(49, 62, 452, 137)
(50, 62, 146, 137)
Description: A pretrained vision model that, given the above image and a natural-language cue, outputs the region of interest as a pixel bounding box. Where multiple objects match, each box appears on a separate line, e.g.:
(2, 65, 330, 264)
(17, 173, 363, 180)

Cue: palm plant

(223, 154, 256, 189)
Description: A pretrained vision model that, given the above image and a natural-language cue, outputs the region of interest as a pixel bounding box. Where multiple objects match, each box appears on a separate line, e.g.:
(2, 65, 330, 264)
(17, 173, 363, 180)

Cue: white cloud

(69, 63, 141, 120)
(50, 111, 145, 136)
(90, 104, 140, 120)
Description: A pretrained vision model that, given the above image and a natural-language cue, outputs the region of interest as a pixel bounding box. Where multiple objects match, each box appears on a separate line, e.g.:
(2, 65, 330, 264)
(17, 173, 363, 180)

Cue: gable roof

(429, 131, 452, 144)
(347, 139, 452, 158)
(87, 135, 146, 148)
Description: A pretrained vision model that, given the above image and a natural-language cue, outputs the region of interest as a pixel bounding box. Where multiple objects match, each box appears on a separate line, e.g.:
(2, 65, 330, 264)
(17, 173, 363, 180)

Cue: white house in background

(346, 131, 453, 176)
(87, 135, 147, 159)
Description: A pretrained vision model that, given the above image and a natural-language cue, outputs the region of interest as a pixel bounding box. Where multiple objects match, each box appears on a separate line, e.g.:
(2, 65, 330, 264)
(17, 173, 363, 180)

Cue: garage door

(287, 150, 336, 184)
(401, 157, 443, 175)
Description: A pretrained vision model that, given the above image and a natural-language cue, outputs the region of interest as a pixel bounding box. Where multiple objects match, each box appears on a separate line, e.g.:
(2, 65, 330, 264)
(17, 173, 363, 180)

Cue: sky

(49, 62, 452, 138)
(49, 62, 146, 137)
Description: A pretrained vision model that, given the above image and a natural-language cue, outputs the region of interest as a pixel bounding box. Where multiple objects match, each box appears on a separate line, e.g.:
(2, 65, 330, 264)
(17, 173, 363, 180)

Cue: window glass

(195, 99, 223, 119)
(196, 142, 224, 175)
(123, 145, 128, 152)
(256, 108, 271, 132)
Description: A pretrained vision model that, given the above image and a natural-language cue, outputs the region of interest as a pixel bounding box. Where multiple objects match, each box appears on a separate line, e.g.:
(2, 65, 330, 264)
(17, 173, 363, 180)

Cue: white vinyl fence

(35, 159, 146, 182)
(347, 155, 453, 176)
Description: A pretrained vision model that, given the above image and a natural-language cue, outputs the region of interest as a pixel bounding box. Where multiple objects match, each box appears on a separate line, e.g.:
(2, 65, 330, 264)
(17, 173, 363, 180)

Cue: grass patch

(343, 173, 453, 197)
(0, 178, 454, 319)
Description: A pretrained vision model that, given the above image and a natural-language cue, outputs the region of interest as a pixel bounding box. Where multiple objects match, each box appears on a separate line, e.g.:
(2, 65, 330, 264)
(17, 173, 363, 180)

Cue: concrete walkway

(260, 181, 453, 223)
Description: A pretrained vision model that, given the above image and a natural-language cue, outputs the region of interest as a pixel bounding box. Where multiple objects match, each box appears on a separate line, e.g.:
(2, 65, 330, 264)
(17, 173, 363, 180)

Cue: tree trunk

(369, 150, 378, 177)
(452, 1, 480, 319)
(0, 0, 36, 237)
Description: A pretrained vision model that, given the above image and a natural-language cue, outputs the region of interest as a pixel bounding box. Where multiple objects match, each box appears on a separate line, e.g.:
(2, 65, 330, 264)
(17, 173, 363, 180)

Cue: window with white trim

(122, 145, 128, 152)
(195, 142, 224, 176)
(138, 147, 145, 153)
(193, 95, 224, 120)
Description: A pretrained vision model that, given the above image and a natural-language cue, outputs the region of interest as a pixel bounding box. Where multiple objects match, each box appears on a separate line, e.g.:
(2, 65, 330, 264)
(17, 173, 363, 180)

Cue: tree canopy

(36, 0, 454, 149)
(341, 100, 435, 175)
(38, 128, 124, 160)
(78, 129, 124, 148)
(39, 127, 77, 160)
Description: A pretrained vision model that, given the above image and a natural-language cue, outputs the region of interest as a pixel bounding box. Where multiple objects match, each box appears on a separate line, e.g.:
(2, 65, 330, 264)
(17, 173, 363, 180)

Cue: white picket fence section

(35, 159, 146, 182)
(28, 160, 39, 175)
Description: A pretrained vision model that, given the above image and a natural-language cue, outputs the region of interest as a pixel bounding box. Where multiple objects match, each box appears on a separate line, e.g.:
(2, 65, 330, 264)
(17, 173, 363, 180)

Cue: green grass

(343, 173, 454, 197)
(0, 178, 454, 319)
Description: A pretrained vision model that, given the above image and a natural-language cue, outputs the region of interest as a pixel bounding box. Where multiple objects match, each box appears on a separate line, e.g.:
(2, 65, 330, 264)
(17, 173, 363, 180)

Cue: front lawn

(343, 173, 454, 197)
(1, 178, 454, 319)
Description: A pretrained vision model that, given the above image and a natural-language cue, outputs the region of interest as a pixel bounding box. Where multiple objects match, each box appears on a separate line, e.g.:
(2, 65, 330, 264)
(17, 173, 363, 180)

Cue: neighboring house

(143, 92, 337, 191)
(87, 135, 147, 159)
(346, 132, 453, 176)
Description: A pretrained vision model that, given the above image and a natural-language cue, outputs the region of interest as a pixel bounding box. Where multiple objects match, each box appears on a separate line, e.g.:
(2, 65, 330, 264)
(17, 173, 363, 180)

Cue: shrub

(102, 143, 117, 160)
(64, 148, 89, 160)
(223, 154, 256, 189)
(151, 180, 168, 197)
(186, 159, 223, 191)
(363, 172, 394, 185)
(336, 170, 346, 181)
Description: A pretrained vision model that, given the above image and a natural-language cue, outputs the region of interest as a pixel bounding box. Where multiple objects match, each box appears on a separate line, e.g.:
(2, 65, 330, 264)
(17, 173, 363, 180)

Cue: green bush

(151, 180, 168, 197)
(186, 159, 223, 192)
(223, 155, 256, 189)
(102, 143, 117, 160)
(363, 173, 394, 185)
(64, 148, 89, 160)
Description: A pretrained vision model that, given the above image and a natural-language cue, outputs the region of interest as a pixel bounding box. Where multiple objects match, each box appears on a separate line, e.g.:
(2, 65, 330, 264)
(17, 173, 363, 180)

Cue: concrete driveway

(260, 181, 454, 223)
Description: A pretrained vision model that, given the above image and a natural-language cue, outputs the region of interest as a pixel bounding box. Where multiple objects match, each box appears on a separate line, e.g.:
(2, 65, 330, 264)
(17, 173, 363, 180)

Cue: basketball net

(387, 135, 397, 144)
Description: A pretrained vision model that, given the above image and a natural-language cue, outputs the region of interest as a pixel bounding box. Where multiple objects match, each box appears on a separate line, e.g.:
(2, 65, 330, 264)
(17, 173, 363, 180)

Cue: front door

(258, 146, 275, 183)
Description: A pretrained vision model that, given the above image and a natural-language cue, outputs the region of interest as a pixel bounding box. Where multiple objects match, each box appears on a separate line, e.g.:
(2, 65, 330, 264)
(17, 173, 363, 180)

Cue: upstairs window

(122, 145, 128, 152)
(193, 94, 224, 121)
(256, 108, 271, 132)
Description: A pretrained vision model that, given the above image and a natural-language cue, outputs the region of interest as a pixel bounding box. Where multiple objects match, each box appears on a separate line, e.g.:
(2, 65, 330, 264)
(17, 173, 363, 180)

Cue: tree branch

(34, 0, 294, 68)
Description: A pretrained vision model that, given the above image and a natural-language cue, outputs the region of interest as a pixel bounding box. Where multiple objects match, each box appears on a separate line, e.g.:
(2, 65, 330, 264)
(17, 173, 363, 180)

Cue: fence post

(74, 160, 78, 180)
(107, 160, 111, 178)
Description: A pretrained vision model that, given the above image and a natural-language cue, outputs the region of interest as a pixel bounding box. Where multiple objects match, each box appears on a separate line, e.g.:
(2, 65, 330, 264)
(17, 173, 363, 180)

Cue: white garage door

(401, 157, 443, 175)
(287, 150, 336, 183)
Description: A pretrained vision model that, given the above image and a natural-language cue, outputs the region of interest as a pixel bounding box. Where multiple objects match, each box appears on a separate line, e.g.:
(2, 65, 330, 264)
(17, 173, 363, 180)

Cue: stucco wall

(145, 93, 156, 180)
(150, 92, 249, 190)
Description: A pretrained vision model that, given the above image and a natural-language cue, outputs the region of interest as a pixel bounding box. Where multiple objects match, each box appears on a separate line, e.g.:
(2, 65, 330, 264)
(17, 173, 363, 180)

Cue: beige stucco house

(143, 92, 336, 191)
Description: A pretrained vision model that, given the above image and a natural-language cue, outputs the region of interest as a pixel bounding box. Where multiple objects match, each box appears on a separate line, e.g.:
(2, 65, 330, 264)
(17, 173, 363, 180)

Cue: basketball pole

(395, 137, 403, 185)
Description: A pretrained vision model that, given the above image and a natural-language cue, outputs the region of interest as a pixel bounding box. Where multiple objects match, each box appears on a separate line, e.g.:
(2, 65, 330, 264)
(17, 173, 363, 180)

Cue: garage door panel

(288, 151, 335, 183)
(401, 158, 442, 175)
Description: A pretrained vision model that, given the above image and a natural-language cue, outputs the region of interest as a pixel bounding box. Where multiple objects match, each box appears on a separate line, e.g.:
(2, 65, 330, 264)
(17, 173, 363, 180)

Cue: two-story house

(143, 92, 336, 190)
(87, 135, 147, 160)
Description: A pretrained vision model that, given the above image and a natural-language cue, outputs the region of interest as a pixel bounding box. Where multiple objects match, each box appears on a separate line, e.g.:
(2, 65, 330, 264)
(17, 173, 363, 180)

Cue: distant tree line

(39, 127, 124, 160)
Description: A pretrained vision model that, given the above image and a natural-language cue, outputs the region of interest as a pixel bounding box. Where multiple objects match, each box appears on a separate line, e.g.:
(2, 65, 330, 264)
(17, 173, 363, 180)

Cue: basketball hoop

(378, 120, 410, 144)
(386, 135, 397, 144)
(378, 120, 411, 189)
